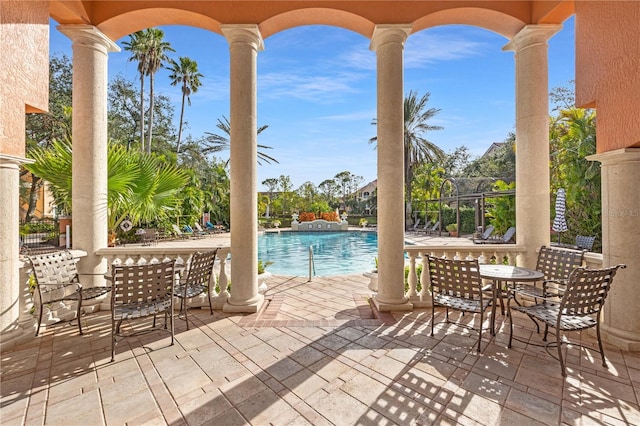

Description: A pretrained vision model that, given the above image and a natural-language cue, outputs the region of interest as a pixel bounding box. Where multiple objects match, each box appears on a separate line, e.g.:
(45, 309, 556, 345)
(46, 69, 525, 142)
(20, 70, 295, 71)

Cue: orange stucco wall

(575, 1, 640, 152)
(0, 0, 50, 157)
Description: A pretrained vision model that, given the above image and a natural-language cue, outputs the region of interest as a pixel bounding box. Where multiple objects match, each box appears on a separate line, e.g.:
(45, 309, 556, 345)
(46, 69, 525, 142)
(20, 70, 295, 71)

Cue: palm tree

(26, 137, 188, 240)
(168, 56, 203, 153)
(202, 116, 279, 165)
(122, 31, 149, 151)
(370, 90, 445, 224)
(143, 28, 175, 153)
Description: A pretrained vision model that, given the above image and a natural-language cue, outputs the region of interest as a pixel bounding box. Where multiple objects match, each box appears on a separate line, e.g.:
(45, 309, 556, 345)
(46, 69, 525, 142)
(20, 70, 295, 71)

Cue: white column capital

(502, 24, 562, 53)
(370, 25, 412, 51)
(587, 147, 640, 165)
(0, 154, 34, 168)
(221, 24, 264, 51)
(57, 25, 120, 53)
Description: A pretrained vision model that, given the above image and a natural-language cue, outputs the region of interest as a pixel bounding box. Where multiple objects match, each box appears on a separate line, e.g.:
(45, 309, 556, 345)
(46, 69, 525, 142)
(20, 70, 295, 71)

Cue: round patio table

(479, 264, 544, 335)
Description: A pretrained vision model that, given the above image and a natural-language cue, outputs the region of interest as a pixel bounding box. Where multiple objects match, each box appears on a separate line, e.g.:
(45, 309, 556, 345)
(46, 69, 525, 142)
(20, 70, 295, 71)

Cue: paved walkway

(2, 272, 639, 425)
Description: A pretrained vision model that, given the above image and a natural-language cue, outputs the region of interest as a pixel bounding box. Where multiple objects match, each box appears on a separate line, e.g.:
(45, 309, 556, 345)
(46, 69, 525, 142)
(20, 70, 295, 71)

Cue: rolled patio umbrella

(552, 188, 568, 242)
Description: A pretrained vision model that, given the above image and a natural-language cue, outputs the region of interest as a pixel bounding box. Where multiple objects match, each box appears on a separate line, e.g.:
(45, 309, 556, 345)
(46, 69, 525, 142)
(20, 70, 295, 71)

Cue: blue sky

(49, 18, 575, 190)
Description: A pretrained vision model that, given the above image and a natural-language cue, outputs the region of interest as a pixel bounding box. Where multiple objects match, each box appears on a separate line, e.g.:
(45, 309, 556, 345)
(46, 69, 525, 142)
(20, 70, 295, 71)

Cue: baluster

(419, 252, 430, 300)
(406, 252, 417, 297)
(212, 250, 230, 308)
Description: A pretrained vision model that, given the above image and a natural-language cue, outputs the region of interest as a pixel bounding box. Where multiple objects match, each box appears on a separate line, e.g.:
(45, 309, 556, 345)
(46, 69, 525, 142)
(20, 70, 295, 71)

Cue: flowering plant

(298, 212, 317, 222)
(321, 212, 339, 222)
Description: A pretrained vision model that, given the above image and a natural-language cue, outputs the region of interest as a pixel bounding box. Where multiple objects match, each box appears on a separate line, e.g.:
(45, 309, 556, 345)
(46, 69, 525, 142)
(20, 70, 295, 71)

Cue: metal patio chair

(513, 245, 585, 299)
(173, 250, 218, 330)
(508, 264, 626, 376)
(29, 250, 111, 336)
(428, 255, 492, 353)
(575, 235, 596, 251)
(110, 260, 177, 362)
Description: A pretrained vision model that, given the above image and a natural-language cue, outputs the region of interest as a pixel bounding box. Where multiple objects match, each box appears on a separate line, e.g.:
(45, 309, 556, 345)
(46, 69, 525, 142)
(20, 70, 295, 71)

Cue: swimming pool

(258, 231, 378, 276)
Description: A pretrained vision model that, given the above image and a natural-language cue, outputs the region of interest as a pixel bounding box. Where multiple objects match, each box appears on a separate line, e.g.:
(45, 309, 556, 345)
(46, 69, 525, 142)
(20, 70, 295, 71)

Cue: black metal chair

(110, 260, 176, 362)
(173, 250, 218, 330)
(508, 264, 626, 376)
(427, 255, 491, 352)
(28, 250, 110, 336)
(513, 245, 585, 301)
(575, 235, 596, 251)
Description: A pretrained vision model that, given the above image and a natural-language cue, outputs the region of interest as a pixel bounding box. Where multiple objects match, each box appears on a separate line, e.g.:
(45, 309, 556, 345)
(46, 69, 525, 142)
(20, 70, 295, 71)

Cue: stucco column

(58, 26, 119, 286)
(588, 148, 640, 351)
(0, 155, 32, 339)
(503, 25, 561, 267)
(370, 25, 413, 312)
(221, 25, 264, 313)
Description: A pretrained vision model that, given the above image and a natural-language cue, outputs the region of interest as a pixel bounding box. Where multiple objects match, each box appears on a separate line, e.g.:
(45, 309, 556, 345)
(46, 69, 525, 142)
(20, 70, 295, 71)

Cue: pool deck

(123, 227, 476, 250)
(3, 267, 639, 425)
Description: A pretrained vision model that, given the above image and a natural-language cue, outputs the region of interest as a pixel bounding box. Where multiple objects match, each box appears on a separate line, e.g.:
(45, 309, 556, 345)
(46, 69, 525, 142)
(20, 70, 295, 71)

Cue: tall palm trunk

(139, 73, 146, 152)
(176, 90, 186, 153)
(146, 73, 155, 153)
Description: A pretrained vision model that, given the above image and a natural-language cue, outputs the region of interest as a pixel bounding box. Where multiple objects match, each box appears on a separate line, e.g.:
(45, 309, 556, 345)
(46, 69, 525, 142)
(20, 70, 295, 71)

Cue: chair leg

(208, 291, 213, 315)
(543, 324, 549, 341)
(596, 317, 607, 368)
(169, 308, 174, 345)
(111, 316, 116, 362)
(557, 329, 566, 377)
(431, 306, 435, 337)
(36, 304, 44, 337)
(477, 312, 483, 353)
(507, 298, 514, 348)
(184, 298, 190, 330)
(76, 297, 84, 335)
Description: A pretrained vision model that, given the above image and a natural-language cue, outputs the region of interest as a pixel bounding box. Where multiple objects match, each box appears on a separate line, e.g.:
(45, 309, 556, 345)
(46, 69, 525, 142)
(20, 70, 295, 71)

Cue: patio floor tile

(2, 271, 639, 425)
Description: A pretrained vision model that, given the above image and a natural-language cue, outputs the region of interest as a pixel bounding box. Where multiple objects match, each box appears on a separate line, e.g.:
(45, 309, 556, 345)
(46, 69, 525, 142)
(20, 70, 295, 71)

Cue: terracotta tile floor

(2, 274, 639, 425)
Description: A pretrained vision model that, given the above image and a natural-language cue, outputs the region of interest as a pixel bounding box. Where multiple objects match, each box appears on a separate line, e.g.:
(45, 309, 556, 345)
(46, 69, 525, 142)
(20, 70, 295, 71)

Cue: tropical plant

(122, 30, 150, 151)
(550, 107, 600, 245)
(167, 56, 204, 153)
(25, 138, 188, 238)
(258, 260, 273, 275)
(486, 180, 516, 235)
(202, 116, 278, 165)
(123, 28, 175, 153)
(370, 90, 445, 224)
(143, 28, 175, 152)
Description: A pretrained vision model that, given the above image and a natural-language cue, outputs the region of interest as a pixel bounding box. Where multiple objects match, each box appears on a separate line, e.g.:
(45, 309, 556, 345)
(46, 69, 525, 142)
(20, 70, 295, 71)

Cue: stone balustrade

(403, 245, 602, 308)
(96, 246, 232, 310)
(10, 243, 601, 345)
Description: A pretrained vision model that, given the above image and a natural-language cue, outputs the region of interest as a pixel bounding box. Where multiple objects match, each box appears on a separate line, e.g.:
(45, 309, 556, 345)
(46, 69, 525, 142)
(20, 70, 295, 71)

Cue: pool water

(258, 231, 378, 276)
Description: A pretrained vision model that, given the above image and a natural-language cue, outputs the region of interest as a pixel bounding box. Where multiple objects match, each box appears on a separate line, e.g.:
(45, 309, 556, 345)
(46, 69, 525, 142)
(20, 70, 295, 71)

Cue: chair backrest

(28, 250, 79, 286)
(205, 221, 214, 229)
(185, 250, 218, 287)
(28, 250, 80, 303)
(111, 260, 176, 308)
(171, 224, 183, 235)
(410, 219, 421, 230)
(481, 225, 494, 239)
(536, 245, 585, 282)
(560, 265, 625, 316)
(575, 235, 596, 251)
(501, 227, 516, 242)
(184, 225, 194, 233)
(194, 223, 204, 232)
(427, 256, 484, 301)
(422, 220, 432, 230)
(431, 221, 440, 232)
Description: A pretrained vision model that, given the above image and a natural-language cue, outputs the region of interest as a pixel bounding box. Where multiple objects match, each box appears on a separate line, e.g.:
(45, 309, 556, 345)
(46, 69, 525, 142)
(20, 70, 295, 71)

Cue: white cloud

(259, 70, 365, 103)
(405, 32, 489, 68)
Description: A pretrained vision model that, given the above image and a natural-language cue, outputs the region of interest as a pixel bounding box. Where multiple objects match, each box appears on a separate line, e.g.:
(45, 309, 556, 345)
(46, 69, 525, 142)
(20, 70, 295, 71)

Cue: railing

(403, 244, 603, 308)
(96, 246, 232, 309)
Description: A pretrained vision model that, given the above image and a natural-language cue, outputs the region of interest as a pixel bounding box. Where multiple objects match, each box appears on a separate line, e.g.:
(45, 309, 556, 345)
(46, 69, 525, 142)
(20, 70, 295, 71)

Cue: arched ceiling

(49, 1, 573, 42)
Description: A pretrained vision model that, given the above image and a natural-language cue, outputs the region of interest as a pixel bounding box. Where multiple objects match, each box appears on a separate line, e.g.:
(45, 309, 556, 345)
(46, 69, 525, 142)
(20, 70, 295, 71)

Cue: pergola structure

(1, 1, 638, 351)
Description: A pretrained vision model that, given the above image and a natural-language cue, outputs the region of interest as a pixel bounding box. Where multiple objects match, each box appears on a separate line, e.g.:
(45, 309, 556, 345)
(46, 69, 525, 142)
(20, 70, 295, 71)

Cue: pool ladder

(308, 245, 316, 281)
